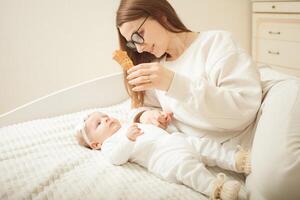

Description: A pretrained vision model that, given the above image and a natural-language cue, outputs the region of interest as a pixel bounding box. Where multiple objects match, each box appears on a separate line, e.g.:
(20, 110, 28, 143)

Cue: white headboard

(0, 72, 128, 128)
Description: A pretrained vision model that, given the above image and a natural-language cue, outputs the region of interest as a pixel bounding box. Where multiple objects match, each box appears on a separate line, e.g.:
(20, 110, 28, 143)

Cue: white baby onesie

(101, 123, 237, 196)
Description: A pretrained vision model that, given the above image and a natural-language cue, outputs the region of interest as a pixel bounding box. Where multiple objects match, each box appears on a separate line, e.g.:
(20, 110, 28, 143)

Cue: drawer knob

(268, 31, 281, 35)
(268, 50, 280, 55)
(272, 5, 276, 9)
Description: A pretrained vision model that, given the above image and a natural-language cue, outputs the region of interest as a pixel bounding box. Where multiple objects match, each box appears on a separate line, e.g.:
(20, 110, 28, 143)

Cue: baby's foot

(220, 180, 241, 200)
(235, 145, 251, 175)
(210, 173, 246, 200)
(210, 173, 225, 200)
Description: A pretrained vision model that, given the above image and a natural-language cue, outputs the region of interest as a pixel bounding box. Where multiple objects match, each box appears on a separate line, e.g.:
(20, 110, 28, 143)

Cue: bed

(1, 67, 300, 200)
(0, 72, 247, 200)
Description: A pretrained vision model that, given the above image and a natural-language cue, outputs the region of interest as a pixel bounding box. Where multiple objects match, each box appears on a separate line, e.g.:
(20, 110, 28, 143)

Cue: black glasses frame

(126, 16, 149, 50)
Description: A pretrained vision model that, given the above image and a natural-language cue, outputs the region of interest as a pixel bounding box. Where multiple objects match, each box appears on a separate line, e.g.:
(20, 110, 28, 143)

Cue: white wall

(172, 0, 252, 51)
(0, 0, 252, 114)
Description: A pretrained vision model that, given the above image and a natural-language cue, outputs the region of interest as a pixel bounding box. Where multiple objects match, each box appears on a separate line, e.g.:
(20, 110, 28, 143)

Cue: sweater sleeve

(166, 50, 262, 131)
(101, 134, 135, 166)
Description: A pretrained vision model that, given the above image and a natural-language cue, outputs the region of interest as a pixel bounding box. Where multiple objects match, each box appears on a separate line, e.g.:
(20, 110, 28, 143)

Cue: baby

(75, 111, 251, 200)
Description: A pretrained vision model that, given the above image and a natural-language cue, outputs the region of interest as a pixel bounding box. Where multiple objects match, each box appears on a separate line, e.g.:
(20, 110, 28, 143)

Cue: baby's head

(75, 111, 121, 150)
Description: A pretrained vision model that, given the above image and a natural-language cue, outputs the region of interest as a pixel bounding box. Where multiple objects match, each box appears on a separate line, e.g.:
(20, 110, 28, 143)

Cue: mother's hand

(126, 62, 174, 92)
(140, 110, 173, 129)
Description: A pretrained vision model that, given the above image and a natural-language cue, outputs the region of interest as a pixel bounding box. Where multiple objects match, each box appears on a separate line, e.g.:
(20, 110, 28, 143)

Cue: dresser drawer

(271, 65, 300, 77)
(254, 38, 300, 70)
(253, 2, 300, 13)
(256, 62, 300, 78)
(253, 14, 300, 42)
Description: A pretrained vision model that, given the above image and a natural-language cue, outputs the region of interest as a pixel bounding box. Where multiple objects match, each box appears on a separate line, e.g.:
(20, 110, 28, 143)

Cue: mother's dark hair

(116, 0, 191, 65)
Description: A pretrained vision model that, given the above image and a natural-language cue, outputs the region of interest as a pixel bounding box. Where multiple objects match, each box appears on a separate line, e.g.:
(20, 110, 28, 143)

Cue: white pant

(147, 133, 236, 196)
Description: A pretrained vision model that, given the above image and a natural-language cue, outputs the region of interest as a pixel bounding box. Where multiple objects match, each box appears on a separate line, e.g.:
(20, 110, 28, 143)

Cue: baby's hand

(140, 110, 173, 129)
(126, 124, 144, 141)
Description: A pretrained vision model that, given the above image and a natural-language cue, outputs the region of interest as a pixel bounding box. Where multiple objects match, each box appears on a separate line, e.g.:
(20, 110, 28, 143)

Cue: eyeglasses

(126, 16, 149, 50)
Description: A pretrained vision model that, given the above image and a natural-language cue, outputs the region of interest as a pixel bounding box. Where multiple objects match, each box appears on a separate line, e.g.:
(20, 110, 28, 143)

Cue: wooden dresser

(252, 1, 300, 77)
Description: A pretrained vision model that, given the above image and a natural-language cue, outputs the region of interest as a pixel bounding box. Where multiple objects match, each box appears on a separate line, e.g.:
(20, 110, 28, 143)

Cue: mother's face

(119, 17, 169, 58)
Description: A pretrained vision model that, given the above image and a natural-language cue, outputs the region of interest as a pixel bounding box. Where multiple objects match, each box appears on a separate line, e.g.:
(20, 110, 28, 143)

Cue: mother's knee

(246, 144, 300, 200)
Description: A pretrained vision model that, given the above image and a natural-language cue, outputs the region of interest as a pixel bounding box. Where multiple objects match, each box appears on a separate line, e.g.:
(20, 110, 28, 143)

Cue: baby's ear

(76, 131, 88, 147)
(90, 142, 102, 150)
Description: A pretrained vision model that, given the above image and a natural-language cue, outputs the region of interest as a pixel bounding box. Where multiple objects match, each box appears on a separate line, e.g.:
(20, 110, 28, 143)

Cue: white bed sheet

(0, 99, 244, 200)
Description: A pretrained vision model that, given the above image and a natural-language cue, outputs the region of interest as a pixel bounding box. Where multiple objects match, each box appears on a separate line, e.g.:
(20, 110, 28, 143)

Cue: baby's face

(85, 112, 121, 149)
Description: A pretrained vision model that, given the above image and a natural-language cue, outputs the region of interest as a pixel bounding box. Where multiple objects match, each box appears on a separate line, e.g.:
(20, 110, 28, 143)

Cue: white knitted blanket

(0, 99, 244, 200)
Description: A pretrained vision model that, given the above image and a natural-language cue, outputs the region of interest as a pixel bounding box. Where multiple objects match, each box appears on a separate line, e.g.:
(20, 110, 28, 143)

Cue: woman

(116, 0, 262, 199)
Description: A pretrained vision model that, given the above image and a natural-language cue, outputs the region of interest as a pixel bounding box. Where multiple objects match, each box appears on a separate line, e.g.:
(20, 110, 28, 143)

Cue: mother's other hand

(140, 110, 173, 129)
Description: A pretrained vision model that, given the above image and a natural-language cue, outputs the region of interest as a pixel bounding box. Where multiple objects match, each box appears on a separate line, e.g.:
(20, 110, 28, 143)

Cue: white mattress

(0, 99, 245, 200)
